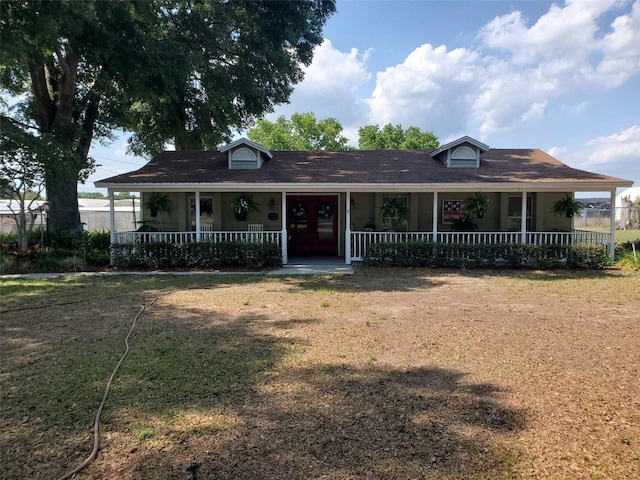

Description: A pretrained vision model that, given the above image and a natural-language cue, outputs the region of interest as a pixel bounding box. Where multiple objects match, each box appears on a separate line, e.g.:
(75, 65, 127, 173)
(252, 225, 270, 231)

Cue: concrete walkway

(1, 259, 355, 279)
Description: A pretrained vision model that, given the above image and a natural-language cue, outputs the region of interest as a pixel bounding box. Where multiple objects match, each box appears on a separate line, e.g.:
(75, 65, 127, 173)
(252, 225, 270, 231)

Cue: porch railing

(350, 230, 611, 261)
(114, 230, 282, 245)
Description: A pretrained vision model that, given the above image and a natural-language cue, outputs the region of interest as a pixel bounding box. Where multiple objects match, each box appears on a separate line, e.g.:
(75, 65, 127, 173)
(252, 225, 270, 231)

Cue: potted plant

(464, 193, 489, 218)
(144, 192, 174, 218)
(233, 193, 260, 221)
(449, 213, 478, 231)
(380, 196, 409, 230)
(552, 194, 583, 218)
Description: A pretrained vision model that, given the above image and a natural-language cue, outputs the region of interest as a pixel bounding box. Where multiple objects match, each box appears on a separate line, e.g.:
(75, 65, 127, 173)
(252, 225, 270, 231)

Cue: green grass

(578, 227, 640, 243)
(0, 274, 260, 311)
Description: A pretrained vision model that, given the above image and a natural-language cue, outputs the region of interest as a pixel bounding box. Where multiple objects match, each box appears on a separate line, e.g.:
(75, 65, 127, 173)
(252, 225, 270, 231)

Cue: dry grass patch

(1, 269, 639, 479)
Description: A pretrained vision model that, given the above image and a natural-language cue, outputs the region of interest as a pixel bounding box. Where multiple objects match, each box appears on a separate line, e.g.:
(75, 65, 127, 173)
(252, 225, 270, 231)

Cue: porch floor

(269, 257, 354, 275)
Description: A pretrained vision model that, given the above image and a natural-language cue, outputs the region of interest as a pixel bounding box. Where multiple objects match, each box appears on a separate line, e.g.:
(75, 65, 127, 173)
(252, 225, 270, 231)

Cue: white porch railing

(114, 230, 281, 245)
(350, 230, 611, 261)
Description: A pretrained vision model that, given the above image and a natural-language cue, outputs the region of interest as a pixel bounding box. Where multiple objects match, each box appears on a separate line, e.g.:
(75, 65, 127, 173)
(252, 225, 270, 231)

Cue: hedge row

(363, 241, 610, 269)
(112, 241, 282, 269)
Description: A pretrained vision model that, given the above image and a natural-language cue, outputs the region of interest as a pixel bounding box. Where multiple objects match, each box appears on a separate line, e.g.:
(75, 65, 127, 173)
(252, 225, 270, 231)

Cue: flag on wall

(443, 200, 465, 224)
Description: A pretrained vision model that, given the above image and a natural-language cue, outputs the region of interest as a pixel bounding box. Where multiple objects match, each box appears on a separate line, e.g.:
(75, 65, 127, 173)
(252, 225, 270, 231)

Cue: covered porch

(105, 188, 618, 265)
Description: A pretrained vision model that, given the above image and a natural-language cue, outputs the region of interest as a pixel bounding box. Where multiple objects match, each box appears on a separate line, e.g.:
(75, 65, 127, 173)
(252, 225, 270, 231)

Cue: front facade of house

(95, 136, 633, 264)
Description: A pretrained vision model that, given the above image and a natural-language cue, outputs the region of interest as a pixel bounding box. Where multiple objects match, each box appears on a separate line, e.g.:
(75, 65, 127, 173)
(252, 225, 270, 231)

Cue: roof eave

(94, 179, 633, 193)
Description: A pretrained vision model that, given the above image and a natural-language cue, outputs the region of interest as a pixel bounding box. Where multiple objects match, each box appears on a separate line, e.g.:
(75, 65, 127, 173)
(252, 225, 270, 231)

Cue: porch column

(432, 191, 438, 241)
(109, 190, 116, 265)
(345, 191, 351, 264)
(195, 191, 201, 242)
(520, 191, 527, 243)
(281, 191, 288, 264)
(609, 188, 616, 260)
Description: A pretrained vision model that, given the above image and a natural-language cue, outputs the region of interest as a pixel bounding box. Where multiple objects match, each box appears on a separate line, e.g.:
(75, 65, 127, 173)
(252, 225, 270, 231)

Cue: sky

(88, 0, 640, 195)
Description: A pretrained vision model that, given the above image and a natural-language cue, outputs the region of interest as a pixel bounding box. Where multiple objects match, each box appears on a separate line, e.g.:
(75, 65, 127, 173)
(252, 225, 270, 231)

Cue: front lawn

(1, 270, 639, 479)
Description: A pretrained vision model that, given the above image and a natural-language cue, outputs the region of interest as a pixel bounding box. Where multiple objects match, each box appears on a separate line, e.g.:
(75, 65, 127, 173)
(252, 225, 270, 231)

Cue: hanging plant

(144, 192, 174, 218)
(232, 193, 260, 221)
(380, 196, 409, 223)
(552, 194, 583, 218)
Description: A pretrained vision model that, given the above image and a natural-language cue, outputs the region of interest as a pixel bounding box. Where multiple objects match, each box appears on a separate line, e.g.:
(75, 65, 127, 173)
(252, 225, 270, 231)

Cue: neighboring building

(0, 198, 140, 234)
(95, 136, 633, 263)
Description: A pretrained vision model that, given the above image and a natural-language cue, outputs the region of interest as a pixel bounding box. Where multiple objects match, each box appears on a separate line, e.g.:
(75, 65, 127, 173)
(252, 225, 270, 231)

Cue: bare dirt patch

(1, 269, 639, 479)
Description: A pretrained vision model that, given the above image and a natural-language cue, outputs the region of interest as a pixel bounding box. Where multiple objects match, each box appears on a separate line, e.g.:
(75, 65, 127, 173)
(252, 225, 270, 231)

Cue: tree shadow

(280, 269, 449, 293)
(2, 289, 526, 479)
(190, 365, 526, 479)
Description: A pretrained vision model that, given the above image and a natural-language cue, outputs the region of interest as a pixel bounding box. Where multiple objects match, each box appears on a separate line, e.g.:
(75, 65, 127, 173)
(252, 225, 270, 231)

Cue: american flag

(443, 200, 465, 223)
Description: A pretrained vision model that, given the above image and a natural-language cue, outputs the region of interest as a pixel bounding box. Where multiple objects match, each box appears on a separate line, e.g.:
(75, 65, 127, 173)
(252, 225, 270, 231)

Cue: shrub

(0, 254, 15, 274)
(363, 241, 610, 270)
(112, 241, 282, 270)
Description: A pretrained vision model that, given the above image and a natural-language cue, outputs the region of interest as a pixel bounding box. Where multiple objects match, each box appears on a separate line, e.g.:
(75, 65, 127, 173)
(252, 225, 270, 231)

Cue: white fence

(114, 230, 282, 245)
(350, 230, 611, 261)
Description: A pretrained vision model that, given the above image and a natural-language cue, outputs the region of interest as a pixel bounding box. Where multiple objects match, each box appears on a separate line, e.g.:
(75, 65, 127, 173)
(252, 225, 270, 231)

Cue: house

(95, 136, 633, 264)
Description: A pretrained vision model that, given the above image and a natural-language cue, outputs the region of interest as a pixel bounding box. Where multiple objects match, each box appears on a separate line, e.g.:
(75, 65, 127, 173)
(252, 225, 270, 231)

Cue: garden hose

(56, 297, 158, 480)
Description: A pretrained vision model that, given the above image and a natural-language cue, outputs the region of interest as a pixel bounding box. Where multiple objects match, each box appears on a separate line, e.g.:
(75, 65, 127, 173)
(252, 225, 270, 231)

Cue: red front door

(287, 195, 339, 257)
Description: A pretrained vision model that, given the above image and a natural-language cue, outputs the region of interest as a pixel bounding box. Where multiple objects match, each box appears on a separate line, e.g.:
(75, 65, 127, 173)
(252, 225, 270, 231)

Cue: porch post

(195, 191, 201, 242)
(281, 191, 288, 264)
(609, 188, 616, 260)
(520, 191, 527, 243)
(345, 191, 351, 264)
(432, 191, 438, 241)
(109, 190, 116, 265)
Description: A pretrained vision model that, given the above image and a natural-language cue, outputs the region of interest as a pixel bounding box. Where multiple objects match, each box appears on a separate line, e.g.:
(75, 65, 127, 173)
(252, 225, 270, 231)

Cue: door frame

(286, 193, 341, 257)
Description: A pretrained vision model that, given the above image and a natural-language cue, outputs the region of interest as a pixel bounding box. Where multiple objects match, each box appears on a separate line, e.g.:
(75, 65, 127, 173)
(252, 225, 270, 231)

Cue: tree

(247, 113, 349, 151)
(0, 133, 46, 252)
(1, 0, 335, 233)
(358, 124, 439, 150)
(78, 192, 107, 199)
(125, 1, 336, 155)
(1, 0, 160, 232)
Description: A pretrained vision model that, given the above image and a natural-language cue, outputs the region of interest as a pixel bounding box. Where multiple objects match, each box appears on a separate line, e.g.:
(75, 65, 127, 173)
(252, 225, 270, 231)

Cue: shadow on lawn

(284, 269, 449, 294)
(2, 292, 526, 480)
(107, 307, 525, 479)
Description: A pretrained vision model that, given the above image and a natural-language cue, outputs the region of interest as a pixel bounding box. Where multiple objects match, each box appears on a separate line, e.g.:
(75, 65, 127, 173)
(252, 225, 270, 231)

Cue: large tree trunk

(28, 48, 85, 233)
(45, 170, 81, 233)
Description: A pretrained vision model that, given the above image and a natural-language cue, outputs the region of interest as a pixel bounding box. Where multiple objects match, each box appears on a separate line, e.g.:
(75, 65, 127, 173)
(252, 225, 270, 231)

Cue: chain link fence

(574, 206, 640, 242)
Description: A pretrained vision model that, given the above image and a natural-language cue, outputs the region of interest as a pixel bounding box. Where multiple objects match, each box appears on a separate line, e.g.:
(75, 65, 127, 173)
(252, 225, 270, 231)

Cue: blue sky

(89, 0, 639, 194)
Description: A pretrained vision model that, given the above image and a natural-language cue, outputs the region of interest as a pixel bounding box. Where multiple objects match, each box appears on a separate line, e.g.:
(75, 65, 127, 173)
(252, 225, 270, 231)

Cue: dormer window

(450, 146, 479, 168)
(220, 138, 273, 170)
(430, 135, 489, 168)
(231, 147, 258, 169)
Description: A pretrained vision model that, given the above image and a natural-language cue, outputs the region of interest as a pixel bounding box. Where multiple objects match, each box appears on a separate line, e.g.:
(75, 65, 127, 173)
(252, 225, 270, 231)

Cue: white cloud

(550, 125, 640, 177)
(368, 43, 483, 134)
(583, 125, 640, 166)
(596, 0, 640, 87)
(365, 0, 640, 139)
(265, 1, 639, 151)
(272, 39, 371, 134)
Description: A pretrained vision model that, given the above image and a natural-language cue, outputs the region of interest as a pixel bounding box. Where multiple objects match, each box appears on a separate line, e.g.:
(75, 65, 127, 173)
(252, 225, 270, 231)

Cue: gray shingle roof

(95, 149, 631, 187)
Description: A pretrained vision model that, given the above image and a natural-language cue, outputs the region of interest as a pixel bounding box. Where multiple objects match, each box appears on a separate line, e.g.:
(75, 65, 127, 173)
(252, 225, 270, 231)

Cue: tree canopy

(358, 124, 439, 150)
(247, 113, 350, 151)
(1, 0, 335, 232)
